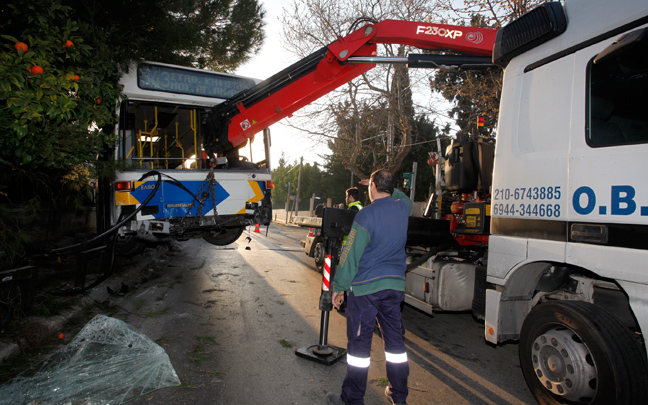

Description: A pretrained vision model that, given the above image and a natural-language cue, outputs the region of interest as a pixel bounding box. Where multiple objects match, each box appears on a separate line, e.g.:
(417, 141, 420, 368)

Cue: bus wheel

(519, 300, 648, 404)
(203, 227, 244, 246)
(115, 234, 146, 256)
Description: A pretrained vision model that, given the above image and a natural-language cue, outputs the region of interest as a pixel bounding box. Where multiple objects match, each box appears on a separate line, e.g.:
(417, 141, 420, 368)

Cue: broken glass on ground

(0, 315, 181, 404)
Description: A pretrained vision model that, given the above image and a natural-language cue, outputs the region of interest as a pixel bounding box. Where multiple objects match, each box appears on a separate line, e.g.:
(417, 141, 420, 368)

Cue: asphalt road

(117, 222, 536, 405)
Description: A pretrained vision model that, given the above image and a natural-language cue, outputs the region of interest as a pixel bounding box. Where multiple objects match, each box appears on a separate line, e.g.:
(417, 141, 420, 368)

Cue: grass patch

(155, 335, 176, 346)
(196, 336, 216, 345)
(172, 377, 201, 395)
(370, 377, 390, 388)
(204, 300, 218, 308)
(198, 369, 225, 376)
(187, 336, 217, 364)
(0, 321, 70, 384)
(202, 288, 226, 293)
(133, 299, 146, 311)
(278, 339, 294, 348)
(146, 306, 171, 318)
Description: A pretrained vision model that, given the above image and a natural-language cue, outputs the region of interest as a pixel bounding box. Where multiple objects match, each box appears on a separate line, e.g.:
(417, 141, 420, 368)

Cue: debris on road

(0, 315, 180, 404)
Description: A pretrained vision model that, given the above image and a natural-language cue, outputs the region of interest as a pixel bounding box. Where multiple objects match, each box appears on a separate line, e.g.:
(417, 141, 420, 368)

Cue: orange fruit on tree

(65, 40, 74, 48)
(29, 65, 44, 75)
(74, 74, 80, 82)
(14, 42, 28, 52)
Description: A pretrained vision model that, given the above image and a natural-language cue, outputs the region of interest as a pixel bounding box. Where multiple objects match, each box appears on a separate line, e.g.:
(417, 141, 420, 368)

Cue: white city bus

(111, 62, 273, 253)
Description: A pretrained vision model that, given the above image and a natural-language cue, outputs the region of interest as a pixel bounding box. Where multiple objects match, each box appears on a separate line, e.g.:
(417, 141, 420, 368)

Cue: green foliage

(271, 154, 294, 206)
(0, 203, 30, 268)
(319, 153, 361, 205)
(0, 164, 95, 269)
(271, 153, 354, 210)
(0, 0, 121, 170)
(431, 67, 502, 140)
(327, 100, 389, 179)
(61, 0, 265, 73)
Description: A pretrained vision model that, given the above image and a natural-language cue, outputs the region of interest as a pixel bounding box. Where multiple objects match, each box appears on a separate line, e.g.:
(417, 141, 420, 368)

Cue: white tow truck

(297, 0, 648, 402)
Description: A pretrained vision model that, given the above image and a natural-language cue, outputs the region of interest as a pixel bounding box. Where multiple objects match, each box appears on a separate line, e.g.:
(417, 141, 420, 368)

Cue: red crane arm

(204, 20, 498, 159)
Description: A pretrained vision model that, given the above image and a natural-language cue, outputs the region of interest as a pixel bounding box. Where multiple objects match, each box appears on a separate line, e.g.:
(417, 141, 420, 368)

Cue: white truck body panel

(487, 0, 648, 350)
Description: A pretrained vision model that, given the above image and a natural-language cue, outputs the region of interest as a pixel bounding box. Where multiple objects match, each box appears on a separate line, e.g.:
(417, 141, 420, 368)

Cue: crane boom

(203, 19, 498, 162)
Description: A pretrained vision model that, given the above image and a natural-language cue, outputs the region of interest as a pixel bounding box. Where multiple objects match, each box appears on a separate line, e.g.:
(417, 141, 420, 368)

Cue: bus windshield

(116, 62, 265, 170)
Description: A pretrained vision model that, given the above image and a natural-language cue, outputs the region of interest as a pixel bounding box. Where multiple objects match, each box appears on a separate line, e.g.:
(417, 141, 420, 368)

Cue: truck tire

(203, 227, 244, 246)
(313, 241, 325, 272)
(519, 300, 648, 404)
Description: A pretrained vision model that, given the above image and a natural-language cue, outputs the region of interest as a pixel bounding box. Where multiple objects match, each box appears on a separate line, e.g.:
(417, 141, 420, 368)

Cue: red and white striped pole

(322, 255, 332, 291)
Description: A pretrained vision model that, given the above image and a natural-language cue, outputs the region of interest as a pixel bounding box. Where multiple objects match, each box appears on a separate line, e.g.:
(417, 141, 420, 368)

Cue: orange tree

(0, 0, 121, 170)
(0, 0, 122, 269)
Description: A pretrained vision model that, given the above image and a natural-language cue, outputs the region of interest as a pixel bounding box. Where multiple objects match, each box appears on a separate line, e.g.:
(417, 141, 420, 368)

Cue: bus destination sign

(138, 64, 256, 99)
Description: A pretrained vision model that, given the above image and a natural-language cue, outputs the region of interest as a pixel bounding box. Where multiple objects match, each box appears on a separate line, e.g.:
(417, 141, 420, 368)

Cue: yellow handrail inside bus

(126, 146, 135, 159)
(191, 109, 198, 169)
(175, 139, 185, 162)
(138, 128, 143, 168)
(138, 107, 159, 169)
(164, 134, 169, 169)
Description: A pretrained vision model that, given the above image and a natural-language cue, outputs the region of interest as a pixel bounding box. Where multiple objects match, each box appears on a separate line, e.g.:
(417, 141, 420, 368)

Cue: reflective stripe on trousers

(346, 354, 370, 368)
(385, 351, 408, 363)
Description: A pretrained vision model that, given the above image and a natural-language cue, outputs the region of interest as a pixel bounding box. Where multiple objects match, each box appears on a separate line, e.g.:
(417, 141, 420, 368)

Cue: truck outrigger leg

(295, 237, 346, 365)
(295, 208, 358, 365)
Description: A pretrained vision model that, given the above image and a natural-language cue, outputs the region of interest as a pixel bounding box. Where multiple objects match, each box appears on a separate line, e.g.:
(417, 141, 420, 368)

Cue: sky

(234, 0, 328, 170)
(233, 0, 458, 171)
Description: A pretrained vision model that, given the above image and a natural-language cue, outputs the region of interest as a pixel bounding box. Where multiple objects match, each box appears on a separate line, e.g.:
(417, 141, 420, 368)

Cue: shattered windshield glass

(0, 315, 180, 404)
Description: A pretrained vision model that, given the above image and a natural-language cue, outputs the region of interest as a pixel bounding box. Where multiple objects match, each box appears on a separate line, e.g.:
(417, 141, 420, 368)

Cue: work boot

(326, 393, 346, 405)
(385, 386, 408, 405)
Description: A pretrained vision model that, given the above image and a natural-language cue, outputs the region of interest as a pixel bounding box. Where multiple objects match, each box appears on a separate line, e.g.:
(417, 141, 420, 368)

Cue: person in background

(327, 169, 412, 405)
(338, 187, 364, 311)
(345, 187, 363, 211)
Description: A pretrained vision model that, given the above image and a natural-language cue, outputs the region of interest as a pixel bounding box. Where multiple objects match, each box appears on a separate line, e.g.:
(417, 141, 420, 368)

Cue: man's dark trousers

(341, 290, 409, 404)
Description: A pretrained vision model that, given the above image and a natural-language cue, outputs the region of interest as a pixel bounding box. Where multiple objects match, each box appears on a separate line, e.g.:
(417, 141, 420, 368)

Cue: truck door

(566, 26, 648, 281)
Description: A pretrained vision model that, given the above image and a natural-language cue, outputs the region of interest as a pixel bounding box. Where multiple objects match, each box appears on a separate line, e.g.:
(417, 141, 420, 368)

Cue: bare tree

(279, 0, 545, 177)
(280, 0, 442, 178)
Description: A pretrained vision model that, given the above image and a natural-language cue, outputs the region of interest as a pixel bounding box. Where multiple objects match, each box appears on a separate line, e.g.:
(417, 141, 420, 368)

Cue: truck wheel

(203, 227, 244, 246)
(313, 241, 325, 272)
(519, 300, 648, 404)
